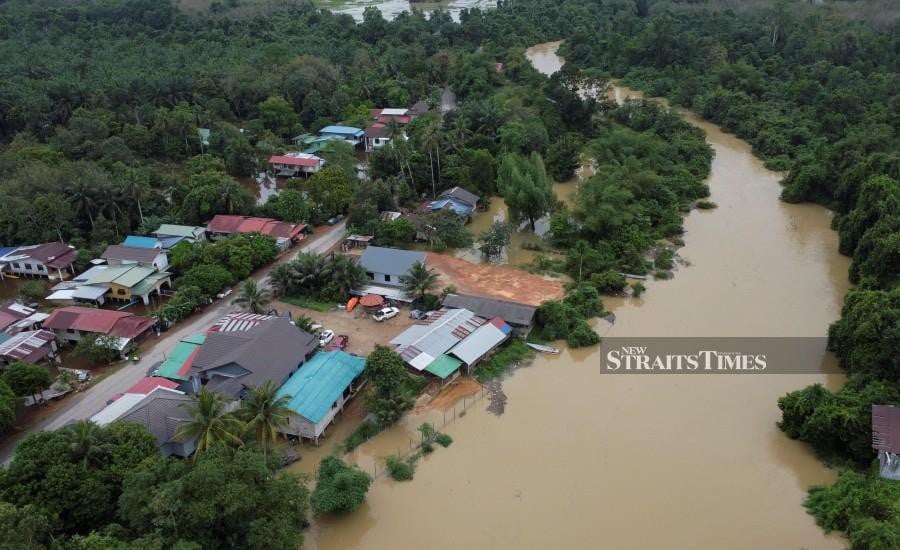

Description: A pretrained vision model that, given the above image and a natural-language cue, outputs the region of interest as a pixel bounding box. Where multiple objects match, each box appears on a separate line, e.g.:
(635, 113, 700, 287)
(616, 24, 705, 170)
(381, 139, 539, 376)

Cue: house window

(116, 289, 126, 295)
(366, 272, 374, 280)
(24, 263, 32, 270)
(37, 264, 45, 271)
(384, 274, 391, 283)
(12, 263, 19, 269)
(66, 328, 75, 334)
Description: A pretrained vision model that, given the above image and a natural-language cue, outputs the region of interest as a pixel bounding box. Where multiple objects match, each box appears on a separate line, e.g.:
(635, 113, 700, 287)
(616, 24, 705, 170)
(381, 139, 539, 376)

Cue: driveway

(0, 221, 346, 464)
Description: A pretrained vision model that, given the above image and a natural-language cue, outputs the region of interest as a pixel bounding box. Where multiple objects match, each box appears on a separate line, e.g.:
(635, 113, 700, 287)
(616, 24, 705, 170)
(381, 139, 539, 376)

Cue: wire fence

(370, 384, 490, 480)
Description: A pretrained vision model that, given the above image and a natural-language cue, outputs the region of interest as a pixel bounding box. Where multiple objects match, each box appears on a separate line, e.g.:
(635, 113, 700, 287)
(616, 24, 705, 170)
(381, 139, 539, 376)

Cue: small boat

(346, 296, 359, 312)
(527, 343, 560, 354)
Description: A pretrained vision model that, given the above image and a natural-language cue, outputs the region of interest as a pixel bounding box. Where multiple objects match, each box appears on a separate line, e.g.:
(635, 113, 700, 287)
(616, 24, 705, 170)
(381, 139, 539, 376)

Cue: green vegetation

(386, 455, 415, 481)
(475, 339, 534, 383)
(535, 284, 605, 348)
(400, 260, 440, 306)
(233, 279, 273, 314)
(273, 252, 368, 304)
(2, 362, 52, 404)
(0, 379, 15, 435)
(16, 280, 47, 302)
(341, 419, 382, 453)
(311, 457, 372, 515)
(364, 346, 423, 427)
(72, 333, 122, 365)
(696, 200, 717, 210)
(281, 295, 335, 312)
(238, 380, 297, 460)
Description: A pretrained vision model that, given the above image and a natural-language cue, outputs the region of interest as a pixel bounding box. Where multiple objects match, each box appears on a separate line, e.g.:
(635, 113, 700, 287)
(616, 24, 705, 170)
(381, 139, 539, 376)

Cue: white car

(373, 306, 400, 322)
(318, 329, 335, 346)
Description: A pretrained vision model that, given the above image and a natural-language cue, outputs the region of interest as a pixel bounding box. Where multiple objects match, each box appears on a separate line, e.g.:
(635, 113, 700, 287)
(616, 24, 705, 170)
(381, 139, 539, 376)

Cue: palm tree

(291, 252, 331, 290)
(119, 168, 150, 225)
(65, 420, 112, 468)
(233, 280, 271, 314)
(329, 254, 369, 296)
(176, 389, 244, 458)
(294, 314, 315, 333)
(400, 261, 439, 303)
(268, 264, 293, 297)
(238, 381, 297, 460)
(68, 179, 97, 229)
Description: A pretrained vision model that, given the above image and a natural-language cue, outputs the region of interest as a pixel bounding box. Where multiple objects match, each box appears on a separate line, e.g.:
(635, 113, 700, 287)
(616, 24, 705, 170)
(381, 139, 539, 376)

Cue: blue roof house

(428, 186, 479, 217)
(122, 236, 162, 249)
(276, 351, 366, 441)
(318, 125, 365, 146)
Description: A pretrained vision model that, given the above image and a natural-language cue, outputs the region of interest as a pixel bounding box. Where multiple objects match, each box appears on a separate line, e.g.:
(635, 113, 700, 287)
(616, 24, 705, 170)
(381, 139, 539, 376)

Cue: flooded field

(307, 41, 851, 549)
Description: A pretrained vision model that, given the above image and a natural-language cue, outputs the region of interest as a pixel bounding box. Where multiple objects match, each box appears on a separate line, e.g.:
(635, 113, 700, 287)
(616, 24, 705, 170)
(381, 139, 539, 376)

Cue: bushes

(177, 263, 234, 297)
(0, 378, 16, 435)
(589, 270, 627, 294)
(475, 339, 535, 382)
(535, 300, 600, 348)
(386, 456, 415, 481)
(311, 457, 372, 515)
(73, 334, 121, 365)
(342, 420, 382, 453)
(435, 433, 453, 448)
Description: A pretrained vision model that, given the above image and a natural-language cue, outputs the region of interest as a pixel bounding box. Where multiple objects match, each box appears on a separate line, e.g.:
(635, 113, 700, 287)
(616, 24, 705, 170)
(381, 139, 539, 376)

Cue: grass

(475, 339, 535, 383)
(341, 419, 383, 453)
(281, 295, 335, 312)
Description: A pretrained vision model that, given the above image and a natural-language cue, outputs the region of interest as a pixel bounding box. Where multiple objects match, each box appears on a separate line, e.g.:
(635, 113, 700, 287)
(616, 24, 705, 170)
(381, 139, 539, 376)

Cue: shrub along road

(0, 220, 347, 465)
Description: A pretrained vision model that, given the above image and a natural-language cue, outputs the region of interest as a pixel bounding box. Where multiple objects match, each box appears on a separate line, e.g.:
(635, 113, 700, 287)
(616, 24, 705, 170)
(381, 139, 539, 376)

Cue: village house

(205, 215, 307, 251)
(389, 308, 512, 381)
(428, 186, 479, 217)
(123, 234, 185, 250)
(442, 293, 537, 336)
(187, 317, 318, 398)
(0, 303, 49, 335)
(101, 244, 169, 271)
(0, 242, 78, 280)
(48, 264, 173, 306)
(318, 125, 365, 146)
(357, 246, 426, 288)
(92, 385, 196, 458)
(268, 151, 325, 177)
(43, 306, 155, 354)
(363, 102, 430, 152)
(0, 330, 58, 367)
(152, 224, 207, 243)
(151, 333, 206, 386)
(276, 350, 366, 442)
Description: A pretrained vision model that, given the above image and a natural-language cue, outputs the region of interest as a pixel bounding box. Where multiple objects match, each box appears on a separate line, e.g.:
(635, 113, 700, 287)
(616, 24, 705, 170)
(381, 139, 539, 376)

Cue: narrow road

(0, 221, 347, 464)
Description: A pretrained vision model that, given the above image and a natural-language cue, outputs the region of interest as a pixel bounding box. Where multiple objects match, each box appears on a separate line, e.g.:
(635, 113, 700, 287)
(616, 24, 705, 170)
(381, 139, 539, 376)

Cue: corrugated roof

(439, 187, 479, 206)
(153, 224, 205, 240)
(390, 308, 486, 370)
(127, 376, 179, 395)
(130, 272, 171, 296)
(442, 293, 536, 327)
(449, 318, 512, 366)
(277, 351, 365, 424)
(116, 387, 194, 445)
(91, 393, 148, 426)
(122, 236, 161, 249)
(44, 307, 150, 337)
(84, 264, 163, 289)
(359, 246, 426, 278)
(206, 215, 305, 240)
(191, 319, 317, 395)
(424, 354, 463, 379)
(0, 330, 55, 362)
(0, 246, 18, 259)
(155, 334, 205, 381)
(320, 125, 364, 136)
(101, 245, 162, 264)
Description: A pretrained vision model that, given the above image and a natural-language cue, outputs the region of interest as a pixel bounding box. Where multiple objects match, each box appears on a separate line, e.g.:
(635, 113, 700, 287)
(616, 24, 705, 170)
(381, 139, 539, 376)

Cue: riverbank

(306, 42, 850, 550)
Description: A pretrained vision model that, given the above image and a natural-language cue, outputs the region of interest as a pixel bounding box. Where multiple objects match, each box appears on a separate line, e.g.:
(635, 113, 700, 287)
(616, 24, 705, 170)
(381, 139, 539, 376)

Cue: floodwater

(321, 0, 495, 22)
(308, 41, 850, 549)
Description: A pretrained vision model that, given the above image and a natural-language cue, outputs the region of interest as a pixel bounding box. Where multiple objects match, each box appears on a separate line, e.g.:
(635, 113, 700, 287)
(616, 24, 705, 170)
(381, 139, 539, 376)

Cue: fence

(369, 384, 490, 480)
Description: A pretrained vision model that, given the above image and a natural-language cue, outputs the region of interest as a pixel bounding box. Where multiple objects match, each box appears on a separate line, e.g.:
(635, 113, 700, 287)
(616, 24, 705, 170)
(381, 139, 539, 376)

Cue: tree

(311, 457, 372, 515)
(233, 280, 272, 314)
(479, 221, 510, 258)
(258, 95, 298, 137)
(64, 420, 113, 468)
(294, 314, 316, 333)
(329, 254, 369, 297)
(2, 362, 51, 405)
(498, 153, 556, 230)
(307, 165, 354, 218)
(175, 389, 244, 457)
(269, 263, 294, 297)
(365, 346, 416, 426)
(0, 378, 16, 435)
(118, 447, 309, 549)
(178, 263, 234, 297)
(72, 333, 121, 365)
(400, 261, 439, 303)
(0, 502, 53, 550)
(239, 381, 296, 460)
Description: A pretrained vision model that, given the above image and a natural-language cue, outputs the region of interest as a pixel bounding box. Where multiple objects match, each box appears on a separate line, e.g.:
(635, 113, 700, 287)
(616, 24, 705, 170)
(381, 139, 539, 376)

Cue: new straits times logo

(607, 346, 767, 372)
(601, 338, 841, 374)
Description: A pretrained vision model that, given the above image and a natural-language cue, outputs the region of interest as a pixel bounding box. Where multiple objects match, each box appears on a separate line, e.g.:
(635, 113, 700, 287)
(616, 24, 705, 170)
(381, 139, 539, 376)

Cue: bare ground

(426, 252, 565, 306)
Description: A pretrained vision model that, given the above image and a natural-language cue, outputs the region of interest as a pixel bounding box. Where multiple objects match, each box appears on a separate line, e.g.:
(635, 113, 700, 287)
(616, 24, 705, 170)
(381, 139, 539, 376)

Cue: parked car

(373, 306, 400, 322)
(318, 329, 335, 346)
(324, 335, 349, 351)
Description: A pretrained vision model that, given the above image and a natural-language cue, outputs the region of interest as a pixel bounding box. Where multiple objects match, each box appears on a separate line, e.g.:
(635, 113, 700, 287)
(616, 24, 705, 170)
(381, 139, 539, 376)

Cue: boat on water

(526, 342, 560, 354)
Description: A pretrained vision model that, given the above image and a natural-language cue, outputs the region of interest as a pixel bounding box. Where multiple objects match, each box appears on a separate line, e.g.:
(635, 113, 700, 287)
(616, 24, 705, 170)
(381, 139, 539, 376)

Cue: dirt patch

(413, 377, 483, 413)
(273, 299, 416, 356)
(426, 253, 564, 306)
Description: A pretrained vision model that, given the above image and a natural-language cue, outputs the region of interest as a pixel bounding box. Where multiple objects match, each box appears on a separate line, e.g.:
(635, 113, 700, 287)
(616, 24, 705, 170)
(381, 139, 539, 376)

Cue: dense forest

(0, 0, 896, 547)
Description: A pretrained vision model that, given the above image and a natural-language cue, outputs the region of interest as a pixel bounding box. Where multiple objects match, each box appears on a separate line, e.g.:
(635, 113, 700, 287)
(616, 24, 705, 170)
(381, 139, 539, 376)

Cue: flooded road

(308, 41, 850, 549)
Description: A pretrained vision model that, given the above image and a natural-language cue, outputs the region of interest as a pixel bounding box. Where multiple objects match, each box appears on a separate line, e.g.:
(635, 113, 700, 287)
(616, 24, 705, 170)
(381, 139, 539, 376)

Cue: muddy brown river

(306, 41, 850, 549)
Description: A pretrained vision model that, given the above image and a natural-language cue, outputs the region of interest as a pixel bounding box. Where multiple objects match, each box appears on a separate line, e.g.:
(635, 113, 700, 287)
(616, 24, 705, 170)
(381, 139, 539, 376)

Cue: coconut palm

(400, 261, 439, 302)
(176, 389, 244, 458)
(238, 381, 297, 460)
(65, 420, 112, 468)
(233, 280, 271, 314)
(291, 252, 331, 290)
(268, 264, 294, 297)
(119, 168, 150, 225)
(329, 254, 369, 296)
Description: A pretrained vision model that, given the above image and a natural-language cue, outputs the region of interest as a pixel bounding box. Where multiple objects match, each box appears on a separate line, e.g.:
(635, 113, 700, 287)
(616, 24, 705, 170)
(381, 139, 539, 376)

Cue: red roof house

(126, 376, 179, 395)
(43, 306, 155, 349)
(206, 215, 306, 248)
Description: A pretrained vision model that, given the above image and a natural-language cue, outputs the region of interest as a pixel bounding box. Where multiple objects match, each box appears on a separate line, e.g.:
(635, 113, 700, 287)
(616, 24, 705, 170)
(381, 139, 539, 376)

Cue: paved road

(0, 221, 346, 464)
